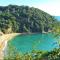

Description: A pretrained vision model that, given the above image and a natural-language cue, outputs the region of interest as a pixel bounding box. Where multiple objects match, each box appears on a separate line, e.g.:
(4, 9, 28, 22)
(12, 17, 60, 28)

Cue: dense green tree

(0, 5, 58, 33)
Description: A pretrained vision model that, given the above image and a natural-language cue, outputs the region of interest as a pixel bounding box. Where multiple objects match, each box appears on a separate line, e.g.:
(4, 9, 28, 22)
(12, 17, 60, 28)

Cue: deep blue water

(8, 33, 59, 53)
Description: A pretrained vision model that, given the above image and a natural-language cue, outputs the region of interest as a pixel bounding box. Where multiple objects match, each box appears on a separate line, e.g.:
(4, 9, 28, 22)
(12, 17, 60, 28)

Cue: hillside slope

(0, 5, 57, 33)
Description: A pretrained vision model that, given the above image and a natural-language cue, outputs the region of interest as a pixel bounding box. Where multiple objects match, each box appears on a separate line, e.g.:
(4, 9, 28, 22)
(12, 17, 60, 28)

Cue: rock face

(0, 31, 3, 36)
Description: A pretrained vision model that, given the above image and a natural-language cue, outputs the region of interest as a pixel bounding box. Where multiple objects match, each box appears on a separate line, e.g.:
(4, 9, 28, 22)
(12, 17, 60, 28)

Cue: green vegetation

(0, 5, 60, 60)
(0, 5, 57, 33)
(4, 45, 60, 60)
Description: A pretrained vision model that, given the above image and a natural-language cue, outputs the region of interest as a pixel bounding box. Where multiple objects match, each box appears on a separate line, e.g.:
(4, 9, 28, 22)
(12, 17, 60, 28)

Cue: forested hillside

(0, 5, 57, 33)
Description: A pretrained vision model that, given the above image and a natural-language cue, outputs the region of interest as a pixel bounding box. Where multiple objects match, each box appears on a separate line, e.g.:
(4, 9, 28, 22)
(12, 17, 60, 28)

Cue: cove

(8, 33, 59, 53)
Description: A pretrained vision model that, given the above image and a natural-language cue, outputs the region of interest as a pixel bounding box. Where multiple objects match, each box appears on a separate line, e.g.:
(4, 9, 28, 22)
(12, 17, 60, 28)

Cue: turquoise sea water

(8, 33, 59, 53)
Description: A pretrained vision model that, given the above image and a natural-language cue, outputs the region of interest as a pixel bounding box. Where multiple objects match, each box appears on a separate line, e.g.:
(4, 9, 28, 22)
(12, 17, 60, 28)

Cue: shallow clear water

(8, 33, 59, 53)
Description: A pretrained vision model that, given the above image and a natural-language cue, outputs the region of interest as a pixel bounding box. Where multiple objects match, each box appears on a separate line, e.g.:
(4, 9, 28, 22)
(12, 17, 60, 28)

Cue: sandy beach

(0, 33, 20, 59)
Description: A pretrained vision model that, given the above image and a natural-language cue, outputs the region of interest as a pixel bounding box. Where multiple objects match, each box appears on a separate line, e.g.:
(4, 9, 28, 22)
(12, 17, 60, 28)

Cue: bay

(8, 33, 59, 53)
